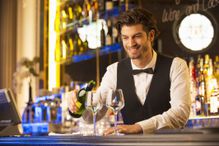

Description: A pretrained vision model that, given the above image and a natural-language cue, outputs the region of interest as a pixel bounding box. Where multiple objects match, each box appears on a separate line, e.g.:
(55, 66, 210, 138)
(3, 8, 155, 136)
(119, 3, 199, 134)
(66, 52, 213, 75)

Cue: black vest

(117, 54, 173, 124)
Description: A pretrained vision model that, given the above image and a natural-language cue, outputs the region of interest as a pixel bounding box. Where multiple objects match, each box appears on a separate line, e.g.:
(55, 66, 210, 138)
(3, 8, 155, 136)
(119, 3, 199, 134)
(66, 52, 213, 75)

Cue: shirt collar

(131, 50, 157, 70)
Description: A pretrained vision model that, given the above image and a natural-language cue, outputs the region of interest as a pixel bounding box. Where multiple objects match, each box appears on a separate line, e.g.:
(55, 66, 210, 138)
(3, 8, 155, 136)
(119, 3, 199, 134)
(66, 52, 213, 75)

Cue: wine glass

(106, 89, 125, 135)
(85, 91, 103, 135)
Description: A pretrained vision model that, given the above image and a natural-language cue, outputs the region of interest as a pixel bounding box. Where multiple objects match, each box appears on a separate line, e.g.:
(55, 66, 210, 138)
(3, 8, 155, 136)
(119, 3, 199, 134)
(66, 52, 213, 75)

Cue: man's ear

(149, 29, 155, 42)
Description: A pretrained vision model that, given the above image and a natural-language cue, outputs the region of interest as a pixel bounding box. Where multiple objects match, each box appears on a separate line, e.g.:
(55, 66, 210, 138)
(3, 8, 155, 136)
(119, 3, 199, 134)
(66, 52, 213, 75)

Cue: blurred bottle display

(21, 80, 95, 123)
(189, 54, 219, 117)
(21, 83, 75, 134)
(55, 31, 90, 62)
(53, 0, 128, 64)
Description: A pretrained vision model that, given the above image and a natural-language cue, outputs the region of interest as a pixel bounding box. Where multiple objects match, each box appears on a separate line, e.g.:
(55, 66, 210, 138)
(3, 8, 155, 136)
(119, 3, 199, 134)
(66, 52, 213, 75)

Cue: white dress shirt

(99, 50, 191, 134)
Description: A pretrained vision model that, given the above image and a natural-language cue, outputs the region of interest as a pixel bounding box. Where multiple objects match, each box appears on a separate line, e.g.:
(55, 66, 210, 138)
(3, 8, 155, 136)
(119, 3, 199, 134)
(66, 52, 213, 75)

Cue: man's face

(121, 24, 154, 60)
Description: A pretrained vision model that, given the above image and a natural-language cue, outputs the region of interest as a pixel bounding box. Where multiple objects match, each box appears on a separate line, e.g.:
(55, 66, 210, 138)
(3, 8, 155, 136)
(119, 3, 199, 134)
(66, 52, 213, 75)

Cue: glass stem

(93, 112, 97, 135)
(114, 112, 118, 135)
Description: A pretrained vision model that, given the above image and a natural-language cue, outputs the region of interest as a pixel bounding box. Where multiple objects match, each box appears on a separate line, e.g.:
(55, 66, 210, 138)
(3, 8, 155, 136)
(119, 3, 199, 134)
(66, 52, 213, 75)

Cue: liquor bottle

(112, 18, 119, 44)
(73, 34, 80, 55)
(55, 38, 61, 62)
(105, 0, 113, 11)
(61, 39, 67, 60)
(100, 22, 106, 47)
(195, 56, 206, 116)
(82, 0, 90, 18)
(209, 87, 219, 115)
(195, 80, 205, 116)
(67, 33, 74, 57)
(98, 0, 106, 12)
(60, 9, 67, 31)
(48, 96, 57, 123)
(203, 54, 210, 100)
(77, 34, 84, 54)
(119, 0, 125, 11)
(22, 82, 34, 123)
(69, 80, 96, 118)
(188, 57, 197, 117)
(68, 2, 74, 21)
(106, 19, 113, 46)
(93, 0, 99, 21)
(83, 35, 89, 52)
(214, 56, 219, 85)
(113, 0, 119, 7)
(54, 8, 61, 32)
(89, 0, 99, 22)
(207, 59, 218, 94)
(74, 4, 83, 21)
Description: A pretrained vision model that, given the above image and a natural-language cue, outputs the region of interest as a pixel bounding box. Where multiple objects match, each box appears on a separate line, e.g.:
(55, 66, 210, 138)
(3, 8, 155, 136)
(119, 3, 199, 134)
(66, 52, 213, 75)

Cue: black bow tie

(132, 68, 154, 75)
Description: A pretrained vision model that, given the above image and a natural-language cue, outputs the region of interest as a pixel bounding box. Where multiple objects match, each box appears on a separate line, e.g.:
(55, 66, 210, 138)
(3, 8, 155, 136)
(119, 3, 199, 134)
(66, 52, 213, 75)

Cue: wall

(141, 0, 219, 61)
(0, 0, 17, 90)
(16, 0, 40, 115)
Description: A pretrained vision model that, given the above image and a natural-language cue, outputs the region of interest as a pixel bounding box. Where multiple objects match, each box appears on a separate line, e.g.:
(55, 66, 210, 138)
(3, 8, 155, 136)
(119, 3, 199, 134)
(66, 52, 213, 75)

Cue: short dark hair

(116, 8, 160, 38)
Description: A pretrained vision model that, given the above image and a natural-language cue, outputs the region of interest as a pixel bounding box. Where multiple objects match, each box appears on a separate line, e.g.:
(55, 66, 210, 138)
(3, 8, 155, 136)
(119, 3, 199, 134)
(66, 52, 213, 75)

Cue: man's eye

(135, 35, 142, 38)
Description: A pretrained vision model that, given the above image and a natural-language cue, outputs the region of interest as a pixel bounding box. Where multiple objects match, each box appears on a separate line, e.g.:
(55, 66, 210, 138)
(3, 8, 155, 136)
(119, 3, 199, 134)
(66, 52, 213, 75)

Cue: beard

(129, 54, 142, 59)
(126, 45, 145, 59)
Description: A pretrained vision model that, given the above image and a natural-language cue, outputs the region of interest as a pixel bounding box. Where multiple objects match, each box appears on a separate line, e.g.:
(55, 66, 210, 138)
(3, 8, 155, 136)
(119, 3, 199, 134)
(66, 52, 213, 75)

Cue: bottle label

(78, 90, 86, 97)
(76, 101, 82, 109)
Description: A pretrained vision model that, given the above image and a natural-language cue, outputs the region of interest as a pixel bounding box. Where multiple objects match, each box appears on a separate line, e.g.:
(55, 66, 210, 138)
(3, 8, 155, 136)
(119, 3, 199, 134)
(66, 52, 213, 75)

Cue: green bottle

(70, 80, 96, 118)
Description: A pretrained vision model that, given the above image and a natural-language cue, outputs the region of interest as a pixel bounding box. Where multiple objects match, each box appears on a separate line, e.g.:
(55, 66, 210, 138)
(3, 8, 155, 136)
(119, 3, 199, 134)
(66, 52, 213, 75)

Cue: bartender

(69, 8, 191, 135)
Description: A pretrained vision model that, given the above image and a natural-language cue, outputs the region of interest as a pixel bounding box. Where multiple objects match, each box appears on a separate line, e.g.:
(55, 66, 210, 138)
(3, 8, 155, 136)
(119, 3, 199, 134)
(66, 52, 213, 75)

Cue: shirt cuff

(136, 118, 156, 134)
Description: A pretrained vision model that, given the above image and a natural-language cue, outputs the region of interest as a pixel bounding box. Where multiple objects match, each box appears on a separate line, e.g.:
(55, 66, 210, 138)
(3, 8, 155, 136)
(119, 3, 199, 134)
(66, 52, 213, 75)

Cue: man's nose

(127, 38, 136, 47)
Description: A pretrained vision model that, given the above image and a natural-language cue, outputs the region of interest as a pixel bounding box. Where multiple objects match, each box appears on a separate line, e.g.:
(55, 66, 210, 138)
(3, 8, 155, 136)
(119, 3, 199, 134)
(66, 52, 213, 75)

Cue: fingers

(106, 108, 114, 116)
(103, 124, 142, 136)
(103, 126, 123, 136)
(67, 90, 78, 113)
(70, 99, 77, 112)
(103, 127, 116, 136)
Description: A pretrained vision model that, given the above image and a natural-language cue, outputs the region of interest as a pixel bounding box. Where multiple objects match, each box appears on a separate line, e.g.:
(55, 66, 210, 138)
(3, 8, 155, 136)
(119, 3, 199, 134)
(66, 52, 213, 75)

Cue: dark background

(65, 0, 219, 83)
(143, 0, 219, 58)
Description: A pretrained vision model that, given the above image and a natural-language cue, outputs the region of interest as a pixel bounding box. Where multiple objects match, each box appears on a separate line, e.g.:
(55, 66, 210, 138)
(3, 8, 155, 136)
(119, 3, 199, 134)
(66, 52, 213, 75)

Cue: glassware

(85, 91, 103, 135)
(106, 89, 125, 135)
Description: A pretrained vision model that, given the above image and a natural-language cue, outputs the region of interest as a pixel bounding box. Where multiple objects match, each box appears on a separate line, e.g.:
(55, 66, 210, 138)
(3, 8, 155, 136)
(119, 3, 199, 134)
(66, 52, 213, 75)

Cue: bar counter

(1, 129, 219, 146)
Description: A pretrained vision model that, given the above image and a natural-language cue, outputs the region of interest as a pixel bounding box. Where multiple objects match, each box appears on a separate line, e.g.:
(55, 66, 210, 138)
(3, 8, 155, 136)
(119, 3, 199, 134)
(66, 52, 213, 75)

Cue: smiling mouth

(128, 48, 140, 55)
(128, 45, 140, 50)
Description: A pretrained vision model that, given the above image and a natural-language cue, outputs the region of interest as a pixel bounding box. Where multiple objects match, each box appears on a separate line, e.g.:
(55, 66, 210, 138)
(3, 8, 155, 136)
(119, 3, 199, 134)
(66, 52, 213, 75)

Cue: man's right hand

(66, 90, 79, 113)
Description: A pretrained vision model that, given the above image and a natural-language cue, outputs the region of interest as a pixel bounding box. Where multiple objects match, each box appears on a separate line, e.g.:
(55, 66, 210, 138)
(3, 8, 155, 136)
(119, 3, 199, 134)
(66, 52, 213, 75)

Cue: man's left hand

(103, 124, 143, 135)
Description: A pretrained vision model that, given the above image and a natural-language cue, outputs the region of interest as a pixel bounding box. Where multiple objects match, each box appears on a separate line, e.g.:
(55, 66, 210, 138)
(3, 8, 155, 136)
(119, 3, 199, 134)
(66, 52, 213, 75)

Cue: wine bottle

(91, 0, 99, 22)
(100, 22, 106, 47)
(112, 18, 119, 44)
(83, 35, 89, 52)
(77, 34, 84, 54)
(69, 80, 96, 118)
(105, 0, 113, 11)
(106, 19, 113, 46)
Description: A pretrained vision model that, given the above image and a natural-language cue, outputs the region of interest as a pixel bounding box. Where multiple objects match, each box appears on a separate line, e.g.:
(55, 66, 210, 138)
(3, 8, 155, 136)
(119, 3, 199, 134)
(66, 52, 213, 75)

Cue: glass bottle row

(189, 54, 219, 117)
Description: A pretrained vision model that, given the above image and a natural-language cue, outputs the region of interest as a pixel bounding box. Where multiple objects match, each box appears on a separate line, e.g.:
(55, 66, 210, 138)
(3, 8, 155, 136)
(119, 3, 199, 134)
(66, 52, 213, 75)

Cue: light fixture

(175, 13, 215, 52)
(48, 0, 60, 90)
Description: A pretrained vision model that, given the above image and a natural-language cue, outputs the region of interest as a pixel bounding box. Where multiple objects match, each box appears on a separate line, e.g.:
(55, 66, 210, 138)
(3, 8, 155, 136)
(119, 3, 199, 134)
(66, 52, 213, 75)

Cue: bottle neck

(28, 82, 33, 104)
